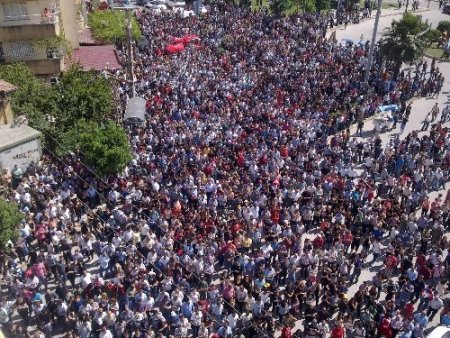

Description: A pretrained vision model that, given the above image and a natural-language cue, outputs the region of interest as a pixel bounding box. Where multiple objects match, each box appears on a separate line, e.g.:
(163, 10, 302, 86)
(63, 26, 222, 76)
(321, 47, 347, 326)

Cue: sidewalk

(327, 6, 430, 34)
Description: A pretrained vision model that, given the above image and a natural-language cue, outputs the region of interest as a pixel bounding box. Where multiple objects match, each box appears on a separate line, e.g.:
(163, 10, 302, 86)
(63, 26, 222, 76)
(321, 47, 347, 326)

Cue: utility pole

(194, 0, 201, 15)
(364, 0, 382, 86)
(125, 8, 135, 97)
(113, 4, 136, 98)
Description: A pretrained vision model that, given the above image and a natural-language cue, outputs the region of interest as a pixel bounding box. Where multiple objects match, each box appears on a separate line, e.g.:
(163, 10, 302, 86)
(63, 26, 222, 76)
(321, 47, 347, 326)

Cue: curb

(326, 94, 423, 141)
(423, 52, 450, 62)
(327, 8, 430, 33)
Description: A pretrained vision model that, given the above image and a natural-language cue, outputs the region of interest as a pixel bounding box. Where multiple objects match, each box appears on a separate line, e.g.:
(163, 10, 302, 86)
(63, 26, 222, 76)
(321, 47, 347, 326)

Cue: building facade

(0, 0, 81, 76)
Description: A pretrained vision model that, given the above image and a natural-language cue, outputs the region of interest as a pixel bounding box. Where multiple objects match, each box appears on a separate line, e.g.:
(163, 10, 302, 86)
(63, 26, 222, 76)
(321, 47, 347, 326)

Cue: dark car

(137, 0, 149, 5)
(443, 3, 450, 14)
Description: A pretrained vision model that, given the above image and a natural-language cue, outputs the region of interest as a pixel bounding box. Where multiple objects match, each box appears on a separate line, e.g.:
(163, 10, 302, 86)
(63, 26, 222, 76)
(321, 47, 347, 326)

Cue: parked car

(193, 2, 208, 13)
(443, 2, 450, 14)
(182, 4, 207, 15)
(165, 0, 186, 8)
(144, 0, 167, 10)
(136, 0, 149, 5)
(427, 326, 450, 338)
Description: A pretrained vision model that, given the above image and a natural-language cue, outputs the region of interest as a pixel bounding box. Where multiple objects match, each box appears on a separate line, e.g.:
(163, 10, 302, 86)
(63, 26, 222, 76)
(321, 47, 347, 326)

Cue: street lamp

(112, 4, 136, 97)
(363, 0, 382, 85)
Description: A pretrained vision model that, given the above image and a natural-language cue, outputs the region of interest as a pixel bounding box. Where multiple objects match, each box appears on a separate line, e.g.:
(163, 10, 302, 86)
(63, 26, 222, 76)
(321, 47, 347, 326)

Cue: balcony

(0, 40, 64, 62)
(0, 40, 63, 74)
(0, 11, 61, 42)
(0, 10, 60, 27)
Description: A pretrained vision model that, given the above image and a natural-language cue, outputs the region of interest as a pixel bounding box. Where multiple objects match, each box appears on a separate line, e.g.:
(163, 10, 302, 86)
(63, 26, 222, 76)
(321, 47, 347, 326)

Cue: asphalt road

(16, 4, 450, 337)
(311, 2, 450, 334)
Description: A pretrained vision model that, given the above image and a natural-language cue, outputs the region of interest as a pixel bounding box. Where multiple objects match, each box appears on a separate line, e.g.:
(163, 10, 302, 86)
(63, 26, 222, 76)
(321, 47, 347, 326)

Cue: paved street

(5, 4, 450, 338)
(313, 3, 450, 335)
(55, 6, 450, 338)
(327, 2, 450, 148)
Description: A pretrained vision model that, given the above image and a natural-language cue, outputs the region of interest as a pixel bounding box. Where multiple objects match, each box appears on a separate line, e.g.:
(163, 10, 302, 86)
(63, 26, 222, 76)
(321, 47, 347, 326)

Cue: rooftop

(79, 27, 99, 46)
(70, 45, 122, 71)
(0, 123, 41, 152)
(0, 80, 17, 93)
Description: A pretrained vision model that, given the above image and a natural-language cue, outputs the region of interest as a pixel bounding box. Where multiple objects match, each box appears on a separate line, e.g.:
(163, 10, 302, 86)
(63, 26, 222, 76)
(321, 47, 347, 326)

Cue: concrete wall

(59, 0, 80, 49)
(0, 0, 79, 75)
(25, 57, 64, 74)
(0, 23, 58, 41)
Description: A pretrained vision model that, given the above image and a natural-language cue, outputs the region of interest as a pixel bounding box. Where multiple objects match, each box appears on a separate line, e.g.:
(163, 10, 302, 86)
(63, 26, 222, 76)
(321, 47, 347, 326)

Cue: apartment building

(0, 0, 82, 76)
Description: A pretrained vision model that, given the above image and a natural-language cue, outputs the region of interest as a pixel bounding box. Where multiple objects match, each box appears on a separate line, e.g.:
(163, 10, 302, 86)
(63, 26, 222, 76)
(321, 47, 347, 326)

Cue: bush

(424, 29, 443, 45)
(88, 10, 142, 44)
(437, 20, 450, 33)
(316, 0, 331, 11)
(64, 120, 133, 176)
(0, 198, 23, 248)
(0, 63, 57, 131)
(0, 63, 128, 176)
(55, 64, 115, 127)
(302, 0, 317, 12)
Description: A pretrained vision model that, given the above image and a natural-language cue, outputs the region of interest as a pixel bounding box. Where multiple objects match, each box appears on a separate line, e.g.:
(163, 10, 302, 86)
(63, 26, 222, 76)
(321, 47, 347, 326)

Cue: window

(2, 2, 29, 20)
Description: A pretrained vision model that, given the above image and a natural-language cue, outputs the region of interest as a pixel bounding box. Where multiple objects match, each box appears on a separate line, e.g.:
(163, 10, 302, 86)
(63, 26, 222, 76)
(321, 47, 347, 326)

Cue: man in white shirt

(428, 292, 444, 320)
(371, 238, 382, 264)
(78, 319, 92, 338)
(99, 254, 110, 278)
(191, 306, 203, 337)
(227, 309, 239, 330)
(79, 271, 92, 289)
(99, 326, 113, 338)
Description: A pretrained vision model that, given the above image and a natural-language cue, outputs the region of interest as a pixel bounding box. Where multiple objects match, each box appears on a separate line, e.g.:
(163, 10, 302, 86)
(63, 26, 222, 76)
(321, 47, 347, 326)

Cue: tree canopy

(0, 198, 23, 248)
(437, 20, 450, 34)
(54, 64, 114, 126)
(270, 0, 293, 15)
(380, 12, 429, 70)
(0, 63, 132, 176)
(64, 120, 133, 176)
(88, 10, 142, 44)
(0, 63, 57, 131)
(315, 0, 330, 11)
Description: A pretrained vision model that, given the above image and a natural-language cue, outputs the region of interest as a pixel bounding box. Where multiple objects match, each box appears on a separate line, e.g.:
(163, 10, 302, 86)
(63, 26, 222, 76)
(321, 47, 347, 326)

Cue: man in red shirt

(280, 325, 292, 338)
(331, 321, 345, 338)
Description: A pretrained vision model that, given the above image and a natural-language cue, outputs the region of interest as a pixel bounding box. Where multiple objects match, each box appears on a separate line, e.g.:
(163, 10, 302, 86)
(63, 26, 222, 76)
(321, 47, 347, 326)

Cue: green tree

(63, 120, 132, 176)
(0, 198, 23, 248)
(437, 20, 450, 34)
(0, 63, 58, 131)
(423, 28, 442, 46)
(301, 0, 316, 12)
(0, 63, 127, 175)
(33, 35, 73, 58)
(88, 10, 141, 44)
(54, 64, 114, 127)
(347, 0, 359, 9)
(380, 12, 429, 76)
(270, 0, 292, 15)
(316, 0, 331, 11)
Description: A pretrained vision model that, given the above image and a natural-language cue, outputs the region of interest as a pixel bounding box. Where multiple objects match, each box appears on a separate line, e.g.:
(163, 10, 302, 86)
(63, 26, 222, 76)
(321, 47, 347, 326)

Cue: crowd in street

(1, 3, 450, 338)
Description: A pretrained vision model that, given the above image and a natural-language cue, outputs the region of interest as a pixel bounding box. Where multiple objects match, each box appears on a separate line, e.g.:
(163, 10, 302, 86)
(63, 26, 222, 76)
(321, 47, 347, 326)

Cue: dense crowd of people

(0, 3, 449, 338)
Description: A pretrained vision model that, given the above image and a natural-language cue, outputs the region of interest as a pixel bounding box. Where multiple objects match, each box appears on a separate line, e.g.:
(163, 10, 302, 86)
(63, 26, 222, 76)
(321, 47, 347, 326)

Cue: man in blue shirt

(181, 299, 194, 318)
(414, 310, 429, 328)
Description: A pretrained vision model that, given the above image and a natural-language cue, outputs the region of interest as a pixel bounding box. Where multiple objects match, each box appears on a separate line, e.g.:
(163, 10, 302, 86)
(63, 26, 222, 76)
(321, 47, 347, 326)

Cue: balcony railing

(0, 11, 60, 27)
(0, 41, 63, 62)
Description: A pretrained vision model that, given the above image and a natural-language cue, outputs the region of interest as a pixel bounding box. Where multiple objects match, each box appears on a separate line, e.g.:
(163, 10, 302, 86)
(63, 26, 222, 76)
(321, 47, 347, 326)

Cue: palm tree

(380, 12, 429, 77)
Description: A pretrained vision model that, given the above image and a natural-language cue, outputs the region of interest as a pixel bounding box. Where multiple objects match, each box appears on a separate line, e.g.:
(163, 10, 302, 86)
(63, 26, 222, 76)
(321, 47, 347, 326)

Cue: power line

(33, 128, 285, 335)
(26, 142, 232, 335)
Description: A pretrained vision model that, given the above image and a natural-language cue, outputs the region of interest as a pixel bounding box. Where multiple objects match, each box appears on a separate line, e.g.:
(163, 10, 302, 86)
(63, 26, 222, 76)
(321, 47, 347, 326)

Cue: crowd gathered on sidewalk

(1, 3, 450, 338)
